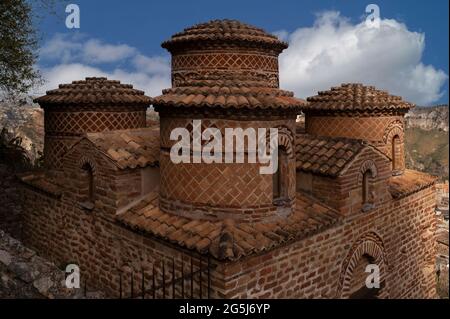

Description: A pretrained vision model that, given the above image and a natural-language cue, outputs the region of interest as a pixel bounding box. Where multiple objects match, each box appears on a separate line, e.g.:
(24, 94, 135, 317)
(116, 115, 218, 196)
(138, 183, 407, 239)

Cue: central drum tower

(153, 20, 304, 222)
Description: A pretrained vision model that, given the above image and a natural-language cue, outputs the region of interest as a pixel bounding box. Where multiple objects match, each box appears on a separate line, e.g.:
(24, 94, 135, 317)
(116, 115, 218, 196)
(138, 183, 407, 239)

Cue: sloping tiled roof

(116, 192, 341, 261)
(86, 127, 159, 169)
(152, 84, 305, 110)
(162, 19, 287, 52)
(34, 77, 151, 106)
(296, 134, 366, 177)
(387, 169, 437, 199)
(19, 171, 62, 198)
(304, 83, 414, 113)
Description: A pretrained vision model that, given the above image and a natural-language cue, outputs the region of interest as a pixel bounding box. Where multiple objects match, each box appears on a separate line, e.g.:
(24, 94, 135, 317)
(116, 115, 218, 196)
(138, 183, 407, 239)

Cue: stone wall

(0, 229, 104, 298)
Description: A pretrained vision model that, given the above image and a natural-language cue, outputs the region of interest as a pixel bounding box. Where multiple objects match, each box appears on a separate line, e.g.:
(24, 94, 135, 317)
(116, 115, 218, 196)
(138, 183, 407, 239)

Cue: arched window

(391, 135, 400, 171)
(273, 146, 288, 204)
(82, 162, 94, 203)
(362, 170, 371, 206)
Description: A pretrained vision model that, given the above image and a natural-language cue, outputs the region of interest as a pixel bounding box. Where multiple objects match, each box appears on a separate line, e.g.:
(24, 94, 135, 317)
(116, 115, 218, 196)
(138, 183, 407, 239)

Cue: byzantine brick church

(19, 19, 437, 298)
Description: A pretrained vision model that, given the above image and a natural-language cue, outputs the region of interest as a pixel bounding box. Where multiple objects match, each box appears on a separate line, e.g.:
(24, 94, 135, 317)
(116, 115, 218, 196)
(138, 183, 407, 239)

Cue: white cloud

(40, 33, 137, 64)
(83, 39, 136, 63)
(39, 33, 85, 63)
(277, 11, 448, 105)
(35, 33, 171, 97)
(132, 54, 171, 75)
(38, 63, 107, 92)
(36, 63, 170, 97)
(37, 14, 448, 105)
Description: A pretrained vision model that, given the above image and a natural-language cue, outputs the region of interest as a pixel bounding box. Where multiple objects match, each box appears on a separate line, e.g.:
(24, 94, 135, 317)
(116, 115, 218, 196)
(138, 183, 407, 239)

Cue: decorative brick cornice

(154, 19, 304, 111)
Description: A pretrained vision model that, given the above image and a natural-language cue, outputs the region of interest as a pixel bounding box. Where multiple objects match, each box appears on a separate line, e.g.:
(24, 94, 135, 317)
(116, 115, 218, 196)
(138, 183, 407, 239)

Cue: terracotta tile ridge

(335, 141, 371, 177)
(116, 192, 159, 216)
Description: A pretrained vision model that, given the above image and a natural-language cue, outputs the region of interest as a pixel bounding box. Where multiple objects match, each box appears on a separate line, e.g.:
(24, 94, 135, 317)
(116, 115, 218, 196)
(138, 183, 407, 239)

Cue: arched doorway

(338, 233, 388, 299)
(348, 254, 384, 299)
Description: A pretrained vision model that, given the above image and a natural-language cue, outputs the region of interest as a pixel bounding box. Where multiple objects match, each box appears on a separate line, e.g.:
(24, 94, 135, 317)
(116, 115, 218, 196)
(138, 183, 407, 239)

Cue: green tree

(0, 0, 42, 98)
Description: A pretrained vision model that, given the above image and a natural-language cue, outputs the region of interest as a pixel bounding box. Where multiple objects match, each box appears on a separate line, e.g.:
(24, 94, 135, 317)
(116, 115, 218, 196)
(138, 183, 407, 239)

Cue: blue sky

(35, 0, 449, 105)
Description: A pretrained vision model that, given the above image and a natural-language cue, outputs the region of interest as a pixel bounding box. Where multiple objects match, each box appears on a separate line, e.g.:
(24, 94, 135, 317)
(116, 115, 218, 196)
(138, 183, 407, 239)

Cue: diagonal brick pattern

(45, 111, 146, 135)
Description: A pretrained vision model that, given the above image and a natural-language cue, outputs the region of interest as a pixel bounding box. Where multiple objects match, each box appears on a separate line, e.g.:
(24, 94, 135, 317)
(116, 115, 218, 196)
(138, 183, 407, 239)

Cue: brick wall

(214, 185, 437, 299)
(305, 115, 406, 173)
(43, 106, 146, 170)
(21, 186, 224, 298)
(305, 116, 404, 142)
(20, 181, 436, 299)
(159, 115, 297, 221)
(297, 147, 392, 216)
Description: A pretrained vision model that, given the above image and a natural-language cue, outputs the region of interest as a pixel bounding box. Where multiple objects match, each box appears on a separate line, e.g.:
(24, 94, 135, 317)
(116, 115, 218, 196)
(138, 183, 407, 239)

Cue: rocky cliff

(405, 105, 449, 131)
(404, 105, 449, 181)
(0, 101, 44, 162)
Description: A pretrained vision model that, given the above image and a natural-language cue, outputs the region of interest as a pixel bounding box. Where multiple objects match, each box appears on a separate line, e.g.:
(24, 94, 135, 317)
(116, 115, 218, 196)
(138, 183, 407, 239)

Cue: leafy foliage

(0, 0, 42, 98)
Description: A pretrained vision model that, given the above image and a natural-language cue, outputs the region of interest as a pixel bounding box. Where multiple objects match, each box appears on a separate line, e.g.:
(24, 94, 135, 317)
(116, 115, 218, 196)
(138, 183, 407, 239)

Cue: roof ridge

(162, 19, 287, 51)
(34, 77, 151, 106)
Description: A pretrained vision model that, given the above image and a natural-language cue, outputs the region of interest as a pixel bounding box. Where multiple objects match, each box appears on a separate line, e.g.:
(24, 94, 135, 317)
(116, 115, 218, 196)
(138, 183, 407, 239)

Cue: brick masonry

(19, 175, 437, 298)
(306, 115, 406, 172)
(214, 186, 437, 298)
(12, 19, 439, 299)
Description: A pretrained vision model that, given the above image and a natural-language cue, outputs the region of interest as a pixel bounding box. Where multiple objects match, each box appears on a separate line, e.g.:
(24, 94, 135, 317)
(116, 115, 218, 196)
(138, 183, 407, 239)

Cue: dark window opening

(392, 135, 400, 171)
(349, 281, 385, 299)
(362, 170, 374, 211)
(273, 146, 288, 205)
(81, 162, 94, 207)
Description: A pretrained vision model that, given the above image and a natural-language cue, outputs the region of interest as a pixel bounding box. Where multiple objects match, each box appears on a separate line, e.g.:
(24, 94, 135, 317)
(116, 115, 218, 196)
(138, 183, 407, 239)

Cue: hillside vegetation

(405, 128, 449, 181)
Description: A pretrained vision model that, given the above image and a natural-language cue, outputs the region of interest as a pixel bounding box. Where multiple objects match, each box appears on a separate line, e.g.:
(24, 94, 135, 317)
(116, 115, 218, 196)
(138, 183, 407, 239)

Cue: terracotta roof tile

(304, 83, 414, 113)
(152, 85, 305, 110)
(34, 77, 152, 106)
(19, 171, 61, 197)
(296, 133, 365, 177)
(116, 192, 341, 261)
(387, 169, 437, 199)
(162, 19, 287, 52)
(85, 127, 159, 169)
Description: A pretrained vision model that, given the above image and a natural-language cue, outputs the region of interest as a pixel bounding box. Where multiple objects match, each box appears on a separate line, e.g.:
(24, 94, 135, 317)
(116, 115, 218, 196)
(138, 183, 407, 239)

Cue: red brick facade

(35, 78, 150, 170)
(18, 20, 437, 299)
